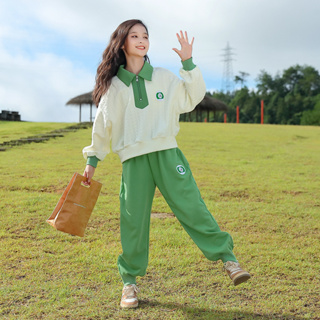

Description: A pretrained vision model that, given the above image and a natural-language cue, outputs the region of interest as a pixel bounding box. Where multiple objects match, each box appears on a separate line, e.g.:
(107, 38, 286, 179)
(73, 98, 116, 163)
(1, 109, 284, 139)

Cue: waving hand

(172, 31, 194, 61)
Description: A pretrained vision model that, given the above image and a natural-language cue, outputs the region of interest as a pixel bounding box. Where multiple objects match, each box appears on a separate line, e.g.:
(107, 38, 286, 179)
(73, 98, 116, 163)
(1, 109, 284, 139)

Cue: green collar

(117, 61, 153, 87)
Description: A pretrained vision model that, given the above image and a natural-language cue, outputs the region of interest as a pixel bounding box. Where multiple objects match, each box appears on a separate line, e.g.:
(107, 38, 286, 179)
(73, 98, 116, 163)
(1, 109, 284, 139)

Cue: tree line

(207, 64, 320, 126)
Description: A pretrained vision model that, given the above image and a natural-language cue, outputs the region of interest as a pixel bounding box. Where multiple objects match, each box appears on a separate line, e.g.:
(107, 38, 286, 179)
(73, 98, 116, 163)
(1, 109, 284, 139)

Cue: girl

(83, 19, 250, 309)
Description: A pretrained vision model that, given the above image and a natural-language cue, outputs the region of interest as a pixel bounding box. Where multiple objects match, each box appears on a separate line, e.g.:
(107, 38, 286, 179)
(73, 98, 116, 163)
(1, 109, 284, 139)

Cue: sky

(1, 0, 320, 122)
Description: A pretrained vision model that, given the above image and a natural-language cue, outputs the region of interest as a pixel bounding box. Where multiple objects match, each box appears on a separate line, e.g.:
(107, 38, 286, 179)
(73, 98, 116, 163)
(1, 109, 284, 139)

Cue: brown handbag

(47, 173, 102, 237)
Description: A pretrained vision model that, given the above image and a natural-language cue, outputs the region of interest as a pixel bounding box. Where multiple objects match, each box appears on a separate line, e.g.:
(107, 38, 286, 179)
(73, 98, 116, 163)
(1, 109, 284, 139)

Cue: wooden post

(224, 113, 227, 123)
(90, 104, 92, 124)
(236, 106, 239, 123)
(261, 100, 264, 124)
(79, 104, 82, 123)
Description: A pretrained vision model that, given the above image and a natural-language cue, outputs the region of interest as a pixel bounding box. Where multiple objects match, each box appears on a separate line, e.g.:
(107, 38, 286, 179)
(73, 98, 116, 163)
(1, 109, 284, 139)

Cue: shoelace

(122, 284, 139, 298)
(223, 261, 240, 272)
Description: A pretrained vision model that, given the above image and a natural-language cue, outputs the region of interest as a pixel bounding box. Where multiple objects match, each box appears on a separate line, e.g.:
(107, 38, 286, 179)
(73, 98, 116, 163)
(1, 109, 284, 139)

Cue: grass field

(0, 121, 319, 320)
(0, 122, 75, 143)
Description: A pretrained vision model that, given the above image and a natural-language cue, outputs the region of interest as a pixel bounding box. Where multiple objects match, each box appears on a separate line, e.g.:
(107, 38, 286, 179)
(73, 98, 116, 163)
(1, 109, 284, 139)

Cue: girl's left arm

(172, 31, 194, 62)
(172, 31, 206, 114)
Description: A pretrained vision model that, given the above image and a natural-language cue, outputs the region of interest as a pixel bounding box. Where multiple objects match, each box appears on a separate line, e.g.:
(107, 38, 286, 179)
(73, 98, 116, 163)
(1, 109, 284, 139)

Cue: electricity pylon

(221, 42, 235, 93)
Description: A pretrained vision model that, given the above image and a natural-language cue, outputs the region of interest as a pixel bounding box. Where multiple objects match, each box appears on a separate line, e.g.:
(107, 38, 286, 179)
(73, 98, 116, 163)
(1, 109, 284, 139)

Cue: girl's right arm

(83, 164, 95, 186)
(82, 104, 112, 161)
(82, 96, 112, 185)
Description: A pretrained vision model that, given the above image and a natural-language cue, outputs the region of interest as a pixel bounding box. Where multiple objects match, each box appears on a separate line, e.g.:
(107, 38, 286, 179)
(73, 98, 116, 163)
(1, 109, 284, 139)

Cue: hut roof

(66, 91, 94, 106)
(196, 95, 228, 112)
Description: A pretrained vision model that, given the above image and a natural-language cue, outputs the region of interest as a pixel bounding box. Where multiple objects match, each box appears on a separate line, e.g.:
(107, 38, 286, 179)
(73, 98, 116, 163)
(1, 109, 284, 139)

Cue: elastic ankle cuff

(221, 255, 237, 264)
(122, 275, 136, 286)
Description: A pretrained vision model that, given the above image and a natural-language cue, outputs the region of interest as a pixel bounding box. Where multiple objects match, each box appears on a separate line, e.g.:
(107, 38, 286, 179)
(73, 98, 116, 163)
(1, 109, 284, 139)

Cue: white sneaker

(224, 261, 251, 286)
(120, 284, 139, 308)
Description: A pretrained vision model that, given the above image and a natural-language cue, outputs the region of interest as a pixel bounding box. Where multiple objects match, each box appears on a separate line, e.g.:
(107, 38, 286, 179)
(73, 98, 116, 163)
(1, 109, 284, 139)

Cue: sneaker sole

(120, 301, 139, 308)
(233, 273, 251, 286)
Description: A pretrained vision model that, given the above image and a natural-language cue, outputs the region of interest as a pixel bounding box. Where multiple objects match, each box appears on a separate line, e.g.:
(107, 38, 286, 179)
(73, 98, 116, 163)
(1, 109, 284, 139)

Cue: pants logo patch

(176, 165, 186, 175)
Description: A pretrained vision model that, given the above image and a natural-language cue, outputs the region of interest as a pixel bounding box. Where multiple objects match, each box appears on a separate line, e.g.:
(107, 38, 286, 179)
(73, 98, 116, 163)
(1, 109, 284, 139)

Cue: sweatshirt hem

(117, 137, 178, 163)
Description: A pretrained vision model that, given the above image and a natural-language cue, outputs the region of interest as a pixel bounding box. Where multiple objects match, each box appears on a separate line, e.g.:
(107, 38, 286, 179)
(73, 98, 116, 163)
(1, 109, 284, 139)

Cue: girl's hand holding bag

(47, 173, 102, 237)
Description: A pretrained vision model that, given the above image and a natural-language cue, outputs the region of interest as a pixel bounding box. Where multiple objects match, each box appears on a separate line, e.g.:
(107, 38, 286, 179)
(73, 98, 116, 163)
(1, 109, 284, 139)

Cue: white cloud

(1, 0, 320, 121)
(0, 44, 95, 122)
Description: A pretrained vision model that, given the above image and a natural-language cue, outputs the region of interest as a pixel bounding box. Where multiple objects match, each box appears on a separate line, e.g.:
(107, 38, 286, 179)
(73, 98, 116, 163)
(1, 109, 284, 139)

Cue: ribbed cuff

(181, 57, 196, 71)
(86, 156, 99, 168)
(221, 254, 237, 264)
(122, 274, 137, 286)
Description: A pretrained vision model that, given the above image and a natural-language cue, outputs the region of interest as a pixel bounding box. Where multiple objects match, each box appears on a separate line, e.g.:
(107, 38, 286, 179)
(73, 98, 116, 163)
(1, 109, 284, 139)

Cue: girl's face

(122, 24, 149, 59)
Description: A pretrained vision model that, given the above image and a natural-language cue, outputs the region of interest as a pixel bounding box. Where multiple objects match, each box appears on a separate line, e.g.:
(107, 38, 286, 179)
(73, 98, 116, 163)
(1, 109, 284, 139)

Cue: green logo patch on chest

(156, 92, 164, 100)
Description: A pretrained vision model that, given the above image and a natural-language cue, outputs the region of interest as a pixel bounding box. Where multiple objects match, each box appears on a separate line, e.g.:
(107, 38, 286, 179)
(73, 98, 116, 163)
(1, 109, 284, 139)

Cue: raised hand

(172, 30, 194, 62)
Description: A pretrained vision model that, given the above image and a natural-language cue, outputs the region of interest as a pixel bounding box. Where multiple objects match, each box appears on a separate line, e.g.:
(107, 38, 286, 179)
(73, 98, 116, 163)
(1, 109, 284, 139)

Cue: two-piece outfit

(83, 58, 237, 286)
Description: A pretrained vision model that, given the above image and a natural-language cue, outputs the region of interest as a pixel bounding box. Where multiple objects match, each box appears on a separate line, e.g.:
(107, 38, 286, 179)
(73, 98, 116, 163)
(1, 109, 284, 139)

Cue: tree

(301, 95, 320, 125)
(201, 65, 320, 125)
(234, 71, 250, 89)
(256, 65, 320, 125)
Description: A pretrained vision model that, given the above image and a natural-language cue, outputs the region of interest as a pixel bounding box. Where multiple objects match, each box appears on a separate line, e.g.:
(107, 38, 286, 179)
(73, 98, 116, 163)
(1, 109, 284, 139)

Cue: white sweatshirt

(83, 59, 206, 164)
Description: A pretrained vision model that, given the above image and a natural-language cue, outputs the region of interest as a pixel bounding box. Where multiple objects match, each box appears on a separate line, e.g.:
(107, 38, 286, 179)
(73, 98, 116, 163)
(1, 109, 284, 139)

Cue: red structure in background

(222, 101, 265, 124)
(236, 106, 239, 123)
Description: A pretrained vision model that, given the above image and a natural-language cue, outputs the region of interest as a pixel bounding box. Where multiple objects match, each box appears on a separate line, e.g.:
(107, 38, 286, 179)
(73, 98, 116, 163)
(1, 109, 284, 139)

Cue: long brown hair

(93, 19, 150, 106)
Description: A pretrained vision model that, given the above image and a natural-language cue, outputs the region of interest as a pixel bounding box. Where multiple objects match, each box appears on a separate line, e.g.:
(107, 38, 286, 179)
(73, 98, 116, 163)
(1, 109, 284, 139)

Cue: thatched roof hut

(66, 91, 228, 123)
(197, 95, 228, 112)
(66, 92, 95, 123)
(181, 94, 229, 122)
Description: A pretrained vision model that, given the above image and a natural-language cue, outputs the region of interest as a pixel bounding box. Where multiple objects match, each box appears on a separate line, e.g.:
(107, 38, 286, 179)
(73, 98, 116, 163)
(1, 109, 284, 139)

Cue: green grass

(0, 122, 319, 319)
(0, 121, 75, 143)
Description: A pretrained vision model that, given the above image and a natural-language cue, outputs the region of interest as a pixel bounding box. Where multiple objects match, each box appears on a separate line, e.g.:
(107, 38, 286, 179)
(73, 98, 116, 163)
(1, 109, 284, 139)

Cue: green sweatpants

(118, 148, 236, 285)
